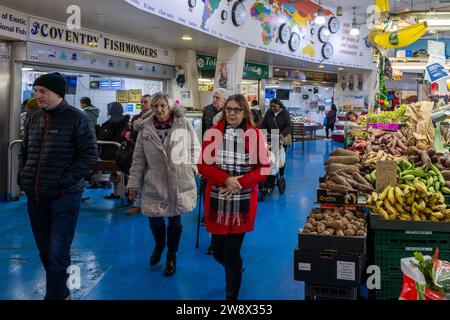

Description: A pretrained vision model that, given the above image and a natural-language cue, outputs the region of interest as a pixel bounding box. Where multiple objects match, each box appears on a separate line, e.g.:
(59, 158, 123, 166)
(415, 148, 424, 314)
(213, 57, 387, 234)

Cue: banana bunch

(368, 183, 450, 222)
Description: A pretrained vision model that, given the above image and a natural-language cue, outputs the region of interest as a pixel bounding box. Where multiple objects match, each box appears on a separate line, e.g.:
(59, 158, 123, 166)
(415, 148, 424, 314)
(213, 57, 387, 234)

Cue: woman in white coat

(127, 92, 199, 276)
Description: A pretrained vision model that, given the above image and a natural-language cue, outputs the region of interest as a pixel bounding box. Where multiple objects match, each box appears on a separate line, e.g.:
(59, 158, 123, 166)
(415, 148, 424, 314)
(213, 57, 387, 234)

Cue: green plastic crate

(373, 229, 450, 252)
(371, 229, 450, 300)
(373, 274, 403, 300)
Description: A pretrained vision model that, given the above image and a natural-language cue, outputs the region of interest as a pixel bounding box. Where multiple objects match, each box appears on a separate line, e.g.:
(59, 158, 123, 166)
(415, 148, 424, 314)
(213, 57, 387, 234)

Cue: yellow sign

(116, 90, 128, 103)
(128, 89, 142, 103)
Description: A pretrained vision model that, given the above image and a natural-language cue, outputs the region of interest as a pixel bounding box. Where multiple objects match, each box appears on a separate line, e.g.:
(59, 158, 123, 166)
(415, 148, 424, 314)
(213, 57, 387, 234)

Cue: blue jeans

(27, 192, 82, 300)
(149, 215, 182, 229)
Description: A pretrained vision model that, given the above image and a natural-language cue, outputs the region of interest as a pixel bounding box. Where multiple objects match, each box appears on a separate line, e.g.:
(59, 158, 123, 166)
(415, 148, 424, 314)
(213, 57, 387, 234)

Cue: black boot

(149, 226, 166, 266)
(165, 225, 182, 276)
(226, 269, 243, 301)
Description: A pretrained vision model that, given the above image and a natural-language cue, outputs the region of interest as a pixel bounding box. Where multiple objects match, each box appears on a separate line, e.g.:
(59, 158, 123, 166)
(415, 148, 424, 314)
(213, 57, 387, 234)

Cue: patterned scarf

(154, 115, 174, 141)
(210, 121, 251, 227)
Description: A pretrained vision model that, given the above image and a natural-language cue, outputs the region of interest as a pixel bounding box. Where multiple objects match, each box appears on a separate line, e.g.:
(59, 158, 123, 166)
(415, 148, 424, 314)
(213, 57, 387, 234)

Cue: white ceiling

(2, 0, 450, 71)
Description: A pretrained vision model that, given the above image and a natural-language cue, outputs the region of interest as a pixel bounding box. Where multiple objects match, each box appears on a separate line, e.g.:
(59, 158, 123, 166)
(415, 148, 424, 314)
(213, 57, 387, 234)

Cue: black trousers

(211, 233, 246, 300)
(325, 123, 335, 138)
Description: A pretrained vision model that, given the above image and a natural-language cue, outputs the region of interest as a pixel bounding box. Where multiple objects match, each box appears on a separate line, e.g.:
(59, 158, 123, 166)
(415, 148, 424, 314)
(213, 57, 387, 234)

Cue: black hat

(33, 72, 66, 98)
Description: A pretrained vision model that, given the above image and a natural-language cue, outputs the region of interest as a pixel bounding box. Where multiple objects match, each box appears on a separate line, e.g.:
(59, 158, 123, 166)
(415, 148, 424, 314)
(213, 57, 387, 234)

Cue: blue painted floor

(0, 141, 340, 300)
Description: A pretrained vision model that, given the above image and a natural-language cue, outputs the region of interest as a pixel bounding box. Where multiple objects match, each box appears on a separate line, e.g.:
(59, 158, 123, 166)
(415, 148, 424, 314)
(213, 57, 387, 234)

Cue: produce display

(301, 208, 367, 237)
(363, 104, 407, 125)
(320, 149, 374, 193)
(407, 147, 450, 172)
(363, 150, 406, 169)
(367, 162, 450, 221)
(366, 131, 408, 156)
(291, 115, 319, 126)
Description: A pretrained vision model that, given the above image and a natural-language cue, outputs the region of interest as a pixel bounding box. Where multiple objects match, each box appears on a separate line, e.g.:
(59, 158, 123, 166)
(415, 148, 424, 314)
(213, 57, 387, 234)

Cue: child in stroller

(259, 137, 286, 201)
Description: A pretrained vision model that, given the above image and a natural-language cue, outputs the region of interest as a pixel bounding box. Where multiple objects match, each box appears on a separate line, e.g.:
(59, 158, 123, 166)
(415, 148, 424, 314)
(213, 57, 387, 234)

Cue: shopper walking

(127, 92, 199, 276)
(20, 98, 39, 137)
(80, 97, 100, 126)
(259, 98, 292, 177)
(123, 94, 152, 216)
(18, 72, 98, 300)
(250, 100, 263, 126)
(198, 94, 269, 300)
(324, 104, 337, 141)
(97, 102, 130, 199)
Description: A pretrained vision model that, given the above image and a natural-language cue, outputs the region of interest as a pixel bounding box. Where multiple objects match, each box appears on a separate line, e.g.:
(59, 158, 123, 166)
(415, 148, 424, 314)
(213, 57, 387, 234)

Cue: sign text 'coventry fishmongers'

(27, 18, 176, 65)
(30, 21, 157, 59)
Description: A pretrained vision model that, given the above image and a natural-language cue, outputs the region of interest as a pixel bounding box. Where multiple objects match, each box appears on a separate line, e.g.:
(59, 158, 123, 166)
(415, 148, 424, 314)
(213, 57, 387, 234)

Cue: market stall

(294, 101, 450, 300)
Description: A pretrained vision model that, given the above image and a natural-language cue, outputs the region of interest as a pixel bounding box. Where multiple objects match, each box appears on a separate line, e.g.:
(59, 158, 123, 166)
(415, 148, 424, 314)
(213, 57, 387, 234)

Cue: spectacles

(225, 107, 243, 114)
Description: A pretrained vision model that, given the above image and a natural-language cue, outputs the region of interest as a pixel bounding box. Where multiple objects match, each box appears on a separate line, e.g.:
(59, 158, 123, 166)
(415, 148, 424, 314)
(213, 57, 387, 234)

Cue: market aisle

(0, 141, 341, 300)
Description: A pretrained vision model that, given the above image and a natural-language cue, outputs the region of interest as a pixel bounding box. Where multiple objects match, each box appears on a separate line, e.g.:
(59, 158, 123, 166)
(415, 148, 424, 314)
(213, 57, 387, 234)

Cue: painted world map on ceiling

(251, 0, 332, 46)
(201, 0, 221, 30)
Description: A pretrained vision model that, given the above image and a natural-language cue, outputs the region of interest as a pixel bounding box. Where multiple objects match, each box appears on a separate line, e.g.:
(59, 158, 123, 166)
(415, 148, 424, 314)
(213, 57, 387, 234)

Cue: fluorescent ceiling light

(420, 19, 450, 27)
(198, 78, 212, 82)
(182, 35, 192, 41)
(319, 65, 325, 69)
(338, 67, 344, 71)
(22, 68, 34, 71)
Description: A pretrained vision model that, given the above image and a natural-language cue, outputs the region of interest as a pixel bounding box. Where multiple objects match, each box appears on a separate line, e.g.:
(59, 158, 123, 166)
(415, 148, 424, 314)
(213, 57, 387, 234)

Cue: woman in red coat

(198, 94, 270, 300)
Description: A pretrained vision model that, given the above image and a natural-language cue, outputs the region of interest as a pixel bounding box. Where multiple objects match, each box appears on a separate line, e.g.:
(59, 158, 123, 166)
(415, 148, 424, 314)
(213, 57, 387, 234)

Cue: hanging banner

(0, 5, 27, 41)
(215, 61, 234, 90)
(426, 63, 448, 83)
(28, 17, 175, 65)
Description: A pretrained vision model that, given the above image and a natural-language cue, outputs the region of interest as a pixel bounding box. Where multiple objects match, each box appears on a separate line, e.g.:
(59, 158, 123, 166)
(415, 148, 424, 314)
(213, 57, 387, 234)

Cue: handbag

(273, 116, 292, 147)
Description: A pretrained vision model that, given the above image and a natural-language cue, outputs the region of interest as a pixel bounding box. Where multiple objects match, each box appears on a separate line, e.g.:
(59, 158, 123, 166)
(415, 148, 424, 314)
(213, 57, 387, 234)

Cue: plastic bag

(399, 249, 447, 300)
(433, 248, 450, 296)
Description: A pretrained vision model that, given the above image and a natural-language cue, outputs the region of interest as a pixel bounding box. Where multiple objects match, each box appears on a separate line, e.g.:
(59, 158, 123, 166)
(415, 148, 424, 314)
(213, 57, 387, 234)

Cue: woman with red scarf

(198, 94, 270, 300)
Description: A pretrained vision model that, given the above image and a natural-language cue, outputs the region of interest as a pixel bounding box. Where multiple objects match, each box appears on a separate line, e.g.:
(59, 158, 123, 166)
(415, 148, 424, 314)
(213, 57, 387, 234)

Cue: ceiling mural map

(125, 0, 374, 69)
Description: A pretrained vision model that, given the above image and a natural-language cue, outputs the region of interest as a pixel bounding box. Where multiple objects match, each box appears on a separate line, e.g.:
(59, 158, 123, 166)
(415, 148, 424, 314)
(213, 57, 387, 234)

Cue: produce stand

(294, 102, 450, 300)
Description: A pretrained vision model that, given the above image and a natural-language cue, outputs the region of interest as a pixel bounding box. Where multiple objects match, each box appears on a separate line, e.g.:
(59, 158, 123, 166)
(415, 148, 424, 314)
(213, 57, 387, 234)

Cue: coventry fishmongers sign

(28, 17, 174, 65)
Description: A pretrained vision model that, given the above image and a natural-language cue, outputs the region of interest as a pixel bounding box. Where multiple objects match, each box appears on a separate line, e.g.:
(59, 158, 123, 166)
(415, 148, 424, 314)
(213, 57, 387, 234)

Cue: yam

(331, 149, 360, 158)
(445, 158, 450, 168)
(352, 172, 373, 188)
(442, 171, 450, 181)
(329, 172, 353, 189)
(325, 181, 354, 193)
(326, 156, 360, 166)
(327, 163, 360, 174)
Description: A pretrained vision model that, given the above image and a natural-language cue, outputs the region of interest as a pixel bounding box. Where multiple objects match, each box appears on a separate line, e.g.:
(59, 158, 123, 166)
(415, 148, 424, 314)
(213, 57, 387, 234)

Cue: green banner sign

(196, 54, 269, 79)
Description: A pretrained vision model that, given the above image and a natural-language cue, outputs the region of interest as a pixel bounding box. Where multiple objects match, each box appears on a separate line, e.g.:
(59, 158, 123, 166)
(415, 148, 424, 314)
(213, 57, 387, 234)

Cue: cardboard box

(317, 188, 358, 205)
(294, 247, 367, 286)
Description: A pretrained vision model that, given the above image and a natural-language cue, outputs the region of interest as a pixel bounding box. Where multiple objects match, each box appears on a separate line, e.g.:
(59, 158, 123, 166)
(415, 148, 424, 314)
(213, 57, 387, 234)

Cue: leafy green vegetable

(411, 252, 441, 292)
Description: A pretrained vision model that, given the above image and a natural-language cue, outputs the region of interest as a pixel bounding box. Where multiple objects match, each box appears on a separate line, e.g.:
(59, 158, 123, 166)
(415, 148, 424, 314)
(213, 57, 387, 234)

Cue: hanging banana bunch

(368, 1, 428, 49)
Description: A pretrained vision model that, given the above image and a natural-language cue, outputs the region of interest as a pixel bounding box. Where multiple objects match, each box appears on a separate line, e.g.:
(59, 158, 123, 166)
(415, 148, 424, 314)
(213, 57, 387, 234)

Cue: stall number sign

(116, 90, 128, 103)
(128, 89, 142, 103)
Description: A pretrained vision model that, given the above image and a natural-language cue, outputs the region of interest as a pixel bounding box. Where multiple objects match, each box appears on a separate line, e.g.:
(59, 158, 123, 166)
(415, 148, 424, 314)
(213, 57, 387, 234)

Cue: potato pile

(302, 208, 367, 237)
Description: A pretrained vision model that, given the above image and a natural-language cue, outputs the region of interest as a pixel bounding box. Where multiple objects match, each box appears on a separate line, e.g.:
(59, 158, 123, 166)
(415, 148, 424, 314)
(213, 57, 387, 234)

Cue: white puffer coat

(127, 106, 200, 217)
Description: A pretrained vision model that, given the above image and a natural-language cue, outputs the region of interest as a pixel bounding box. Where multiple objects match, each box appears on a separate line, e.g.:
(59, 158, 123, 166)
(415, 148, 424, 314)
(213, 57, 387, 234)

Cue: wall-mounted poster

(215, 61, 233, 90)
(116, 90, 128, 103)
(128, 89, 142, 103)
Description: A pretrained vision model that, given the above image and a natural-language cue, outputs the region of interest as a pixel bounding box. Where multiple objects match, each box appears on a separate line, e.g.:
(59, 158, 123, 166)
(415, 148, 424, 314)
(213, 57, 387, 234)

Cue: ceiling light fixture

(319, 65, 325, 69)
(338, 67, 344, 71)
(22, 67, 34, 71)
(182, 35, 193, 41)
(336, 0, 343, 16)
(315, 0, 326, 25)
(350, 7, 360, 36)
